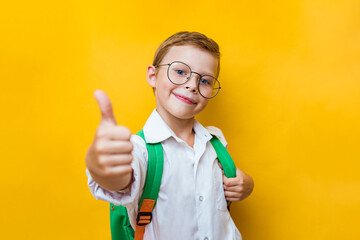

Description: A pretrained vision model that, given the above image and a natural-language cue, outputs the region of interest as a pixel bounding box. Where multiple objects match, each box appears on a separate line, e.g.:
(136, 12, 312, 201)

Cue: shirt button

(204, 237, 209, 240)
(199, 196, 204, 201)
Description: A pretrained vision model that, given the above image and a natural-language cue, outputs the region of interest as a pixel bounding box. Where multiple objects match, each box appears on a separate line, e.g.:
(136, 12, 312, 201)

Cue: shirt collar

(143, 109, 213, 144)
(143, 110, 173, 144)
(193, 119, 213, 143)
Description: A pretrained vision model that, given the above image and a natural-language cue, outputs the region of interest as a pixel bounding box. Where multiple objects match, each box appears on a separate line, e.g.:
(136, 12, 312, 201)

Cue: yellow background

(1, 0, 359, 239)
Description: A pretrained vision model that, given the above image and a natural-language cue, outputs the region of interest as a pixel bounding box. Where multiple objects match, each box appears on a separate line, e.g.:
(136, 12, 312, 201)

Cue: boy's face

(147, 45, 218, 121)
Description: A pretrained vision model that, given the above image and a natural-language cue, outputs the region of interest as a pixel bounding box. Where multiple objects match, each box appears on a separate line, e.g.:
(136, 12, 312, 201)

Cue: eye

(175, 69, 186, 76)
(199, 78, 210, 85)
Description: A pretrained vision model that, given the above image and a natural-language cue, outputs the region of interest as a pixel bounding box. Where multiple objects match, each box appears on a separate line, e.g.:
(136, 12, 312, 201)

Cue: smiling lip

(172, 93, 196, 104)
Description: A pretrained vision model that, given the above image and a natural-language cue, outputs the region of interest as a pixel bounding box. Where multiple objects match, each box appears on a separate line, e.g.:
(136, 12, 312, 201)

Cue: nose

(184, 74, 199, 93)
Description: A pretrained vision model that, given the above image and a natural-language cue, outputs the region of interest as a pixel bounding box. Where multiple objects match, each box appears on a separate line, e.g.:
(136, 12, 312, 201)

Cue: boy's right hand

(86, 90, 134, 191)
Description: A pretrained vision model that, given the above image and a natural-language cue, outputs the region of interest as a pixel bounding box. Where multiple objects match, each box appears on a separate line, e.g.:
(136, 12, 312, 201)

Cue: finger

(94, 90, 117, 126)
(224, 184, 243, 192)
(98, 154, 133, 166)
(224, 190, 242, 199)
(223, 174, 240, 186)
(97, 126, 132, 141)
(108, 126, 132, 140)
(236, 168, 244, 177)
(104, 164, 133, 176)
(226, 196, 243, 202)
(97, 140, 134, 154)
(223, 170, 244, 185)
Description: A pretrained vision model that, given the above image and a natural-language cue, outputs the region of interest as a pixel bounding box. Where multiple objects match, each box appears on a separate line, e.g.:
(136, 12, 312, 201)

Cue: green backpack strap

(136, 129, 164, 208)
(210, 134, 236, 209)
(210, 135, 236, 178)
(109, 129, 163, 240)
(134, 129, 163, 239)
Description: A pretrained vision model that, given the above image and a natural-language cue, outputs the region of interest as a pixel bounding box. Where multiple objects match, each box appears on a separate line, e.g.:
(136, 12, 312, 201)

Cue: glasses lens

(168, 62, 191, 85)
(198, 76, 220, 98)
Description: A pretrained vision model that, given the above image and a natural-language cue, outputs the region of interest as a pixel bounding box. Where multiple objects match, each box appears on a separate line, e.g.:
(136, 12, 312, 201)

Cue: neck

(155, 109, 195, 147)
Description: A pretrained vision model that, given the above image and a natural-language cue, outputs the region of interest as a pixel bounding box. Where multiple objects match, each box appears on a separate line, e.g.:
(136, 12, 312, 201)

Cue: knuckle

(119, 155, 133, 166)
(102, 167, 115, 177)
(96, 127, 110, 138)
(124, 154, 133, 164)
(97, 156, 108, 167)
(123, 165, 133, 173)
(119, 126, 132, 139)
(127, 142, 134, 152)
(238, 177, 244, 183)
(94, 142, 106, 154)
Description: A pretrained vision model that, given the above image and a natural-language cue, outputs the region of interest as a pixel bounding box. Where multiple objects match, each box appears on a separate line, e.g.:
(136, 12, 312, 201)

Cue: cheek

(155, 80, 173, 102)
(157, 77, 174, 93)
(200, 99, 210, 108)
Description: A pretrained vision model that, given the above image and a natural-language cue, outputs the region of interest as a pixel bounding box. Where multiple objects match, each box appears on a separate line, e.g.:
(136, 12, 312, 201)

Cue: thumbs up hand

(86, 90, 134, 191)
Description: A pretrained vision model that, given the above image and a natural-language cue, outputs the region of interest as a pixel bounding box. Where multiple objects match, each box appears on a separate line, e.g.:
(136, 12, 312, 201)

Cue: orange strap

(134, 199, 155, 240)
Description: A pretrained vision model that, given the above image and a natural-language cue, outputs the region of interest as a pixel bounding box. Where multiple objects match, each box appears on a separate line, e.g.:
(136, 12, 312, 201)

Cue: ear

(146, 65, 157, 88)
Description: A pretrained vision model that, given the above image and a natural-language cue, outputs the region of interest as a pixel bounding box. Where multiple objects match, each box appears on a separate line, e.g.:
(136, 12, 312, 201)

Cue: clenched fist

(218, 162, 254, 202)
(86, 90, 134, 191)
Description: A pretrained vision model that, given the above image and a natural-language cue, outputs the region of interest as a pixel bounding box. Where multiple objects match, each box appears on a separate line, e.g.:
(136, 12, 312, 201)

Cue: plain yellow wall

(1, 0, 359, 239)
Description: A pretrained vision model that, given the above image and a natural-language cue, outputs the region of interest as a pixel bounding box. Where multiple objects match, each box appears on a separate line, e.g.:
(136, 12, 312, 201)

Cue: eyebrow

(185, 63, 216, 77)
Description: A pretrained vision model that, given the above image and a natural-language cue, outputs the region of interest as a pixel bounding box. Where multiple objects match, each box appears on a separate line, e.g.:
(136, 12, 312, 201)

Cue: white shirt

(87, 110, 242, 240)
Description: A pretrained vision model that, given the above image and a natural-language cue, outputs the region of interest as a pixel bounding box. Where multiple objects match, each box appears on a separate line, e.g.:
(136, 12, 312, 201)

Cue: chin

(170, 109, 199, 120)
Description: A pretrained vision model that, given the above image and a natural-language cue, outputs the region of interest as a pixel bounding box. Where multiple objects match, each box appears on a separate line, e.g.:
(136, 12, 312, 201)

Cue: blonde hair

(153, 31, 221, 76)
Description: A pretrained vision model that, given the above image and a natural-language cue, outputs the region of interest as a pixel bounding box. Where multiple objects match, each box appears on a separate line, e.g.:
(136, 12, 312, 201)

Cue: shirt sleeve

(86, 134, 148, 209)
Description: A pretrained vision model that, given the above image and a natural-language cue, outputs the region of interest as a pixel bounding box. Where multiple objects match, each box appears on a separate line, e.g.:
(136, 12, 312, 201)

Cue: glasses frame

(156, 61, 221, 99)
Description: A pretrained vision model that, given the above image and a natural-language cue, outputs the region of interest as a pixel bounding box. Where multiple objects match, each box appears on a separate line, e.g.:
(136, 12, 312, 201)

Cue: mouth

(172, 92, 196, 104)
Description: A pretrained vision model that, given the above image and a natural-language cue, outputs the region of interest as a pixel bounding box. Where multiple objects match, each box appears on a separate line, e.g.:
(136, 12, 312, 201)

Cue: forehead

(162, 45, 218, 76)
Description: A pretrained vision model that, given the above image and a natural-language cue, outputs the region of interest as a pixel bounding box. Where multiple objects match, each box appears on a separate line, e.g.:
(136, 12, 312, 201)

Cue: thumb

(94, 90, 117, 126)
(236, 168, 244, 178)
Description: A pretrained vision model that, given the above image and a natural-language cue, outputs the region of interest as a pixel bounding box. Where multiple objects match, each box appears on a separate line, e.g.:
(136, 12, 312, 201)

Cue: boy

(86, 31, 254, 239)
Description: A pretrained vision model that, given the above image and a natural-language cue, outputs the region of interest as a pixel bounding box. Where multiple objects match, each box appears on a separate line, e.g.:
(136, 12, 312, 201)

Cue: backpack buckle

(136, 211, 152, 226)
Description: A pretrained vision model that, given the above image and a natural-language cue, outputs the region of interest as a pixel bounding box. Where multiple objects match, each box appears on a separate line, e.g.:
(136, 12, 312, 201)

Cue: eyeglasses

(156, 61, 221, 99)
